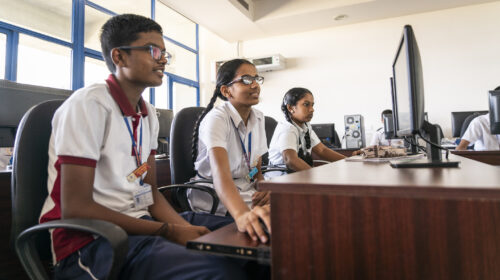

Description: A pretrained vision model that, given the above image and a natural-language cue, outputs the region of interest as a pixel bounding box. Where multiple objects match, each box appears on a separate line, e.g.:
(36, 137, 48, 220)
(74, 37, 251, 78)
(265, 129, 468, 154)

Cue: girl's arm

(282, 149, 312, 171)
(209, 147, 270, 243)
(312, 143, 346, 162)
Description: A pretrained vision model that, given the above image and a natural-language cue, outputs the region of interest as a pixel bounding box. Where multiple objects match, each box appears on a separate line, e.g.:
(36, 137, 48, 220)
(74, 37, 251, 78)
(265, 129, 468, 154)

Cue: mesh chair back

(262, 116, 278, 166)
(169, 107, 205, 184)
(11, 100, 63, 260)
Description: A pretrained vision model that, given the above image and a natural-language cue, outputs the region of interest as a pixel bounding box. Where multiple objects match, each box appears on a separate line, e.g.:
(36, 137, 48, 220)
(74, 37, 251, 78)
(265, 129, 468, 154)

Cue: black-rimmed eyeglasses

(227, 75, 264, 86)
(117, 45, 172, 64)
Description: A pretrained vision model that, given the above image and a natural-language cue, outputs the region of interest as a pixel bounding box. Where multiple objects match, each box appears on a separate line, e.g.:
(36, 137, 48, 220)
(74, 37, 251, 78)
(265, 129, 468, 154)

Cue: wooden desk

(259, 156, 500, 280)
(451, 150, 500, 166)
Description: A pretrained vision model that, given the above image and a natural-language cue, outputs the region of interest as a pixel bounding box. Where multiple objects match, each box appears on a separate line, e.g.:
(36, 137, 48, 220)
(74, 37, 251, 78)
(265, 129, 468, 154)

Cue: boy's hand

(160, 224, 210, 245)
(235, 204, 271, 243)
(252, 191, 270, 207)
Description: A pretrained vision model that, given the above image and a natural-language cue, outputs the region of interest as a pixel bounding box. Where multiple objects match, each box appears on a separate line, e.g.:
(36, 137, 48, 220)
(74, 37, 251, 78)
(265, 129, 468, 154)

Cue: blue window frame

(0, 0, 199, 109)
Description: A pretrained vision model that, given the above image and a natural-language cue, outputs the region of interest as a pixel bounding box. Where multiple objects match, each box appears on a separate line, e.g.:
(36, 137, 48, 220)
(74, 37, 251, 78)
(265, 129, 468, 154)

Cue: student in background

(370, 109, 404, 147)
(39, 14, 248, 279)
(191, 59, 270, 243)
(268, 87, 345, 173)
(456, 113, 500, 150)
(456, 86, 500, 151)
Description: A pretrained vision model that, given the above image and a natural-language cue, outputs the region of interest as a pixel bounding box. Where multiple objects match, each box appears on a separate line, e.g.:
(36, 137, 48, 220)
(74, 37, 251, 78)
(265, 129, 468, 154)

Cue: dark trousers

(54, 212, 255, 280)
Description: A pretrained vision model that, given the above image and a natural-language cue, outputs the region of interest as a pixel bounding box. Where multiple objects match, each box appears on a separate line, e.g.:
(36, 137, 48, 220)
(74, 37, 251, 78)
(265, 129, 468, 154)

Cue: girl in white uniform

(268, 87, 345, 173)
(190, 59, 270, 243)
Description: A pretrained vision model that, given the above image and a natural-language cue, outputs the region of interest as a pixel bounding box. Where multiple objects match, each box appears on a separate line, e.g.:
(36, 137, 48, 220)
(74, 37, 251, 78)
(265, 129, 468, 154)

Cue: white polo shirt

(39, 74, 159, 262)
(461, 113, 500, 151)
(369, 128, 404, 147)
(268, 120, 321, 166)
(189, 101, 268, 215)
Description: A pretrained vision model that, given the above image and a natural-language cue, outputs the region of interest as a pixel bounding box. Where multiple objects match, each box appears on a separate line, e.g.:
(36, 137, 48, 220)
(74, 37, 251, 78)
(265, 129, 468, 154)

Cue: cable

(417, 131, 449, 159)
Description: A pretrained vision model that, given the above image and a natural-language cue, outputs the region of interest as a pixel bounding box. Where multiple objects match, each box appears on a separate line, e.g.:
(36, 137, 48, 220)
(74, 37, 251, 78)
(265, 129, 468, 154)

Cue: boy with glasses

(40, 14, 247, 279)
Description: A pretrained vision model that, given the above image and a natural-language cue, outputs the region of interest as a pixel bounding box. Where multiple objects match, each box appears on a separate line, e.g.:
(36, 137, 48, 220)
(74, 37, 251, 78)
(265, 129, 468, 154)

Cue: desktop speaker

(344, 114, 366, 149)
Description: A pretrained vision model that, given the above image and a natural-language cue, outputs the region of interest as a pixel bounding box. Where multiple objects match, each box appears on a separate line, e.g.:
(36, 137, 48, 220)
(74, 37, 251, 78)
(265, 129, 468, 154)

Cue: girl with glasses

(191, 59, 270, 243)
(268, 87, 345, 175)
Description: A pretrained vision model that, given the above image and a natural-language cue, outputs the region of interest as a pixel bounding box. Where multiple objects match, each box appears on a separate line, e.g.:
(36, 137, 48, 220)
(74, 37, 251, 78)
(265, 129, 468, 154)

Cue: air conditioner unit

(250, 54, 286, 72)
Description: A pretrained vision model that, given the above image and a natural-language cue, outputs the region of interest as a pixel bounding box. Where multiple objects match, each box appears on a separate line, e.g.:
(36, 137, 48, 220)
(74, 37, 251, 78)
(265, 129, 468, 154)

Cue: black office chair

(460, 112, 482, 138)
(156, 108, 173, 156)
(158, 107, 219, 214)
(11, 100, 128, 280)
(261, 116, 278, 166)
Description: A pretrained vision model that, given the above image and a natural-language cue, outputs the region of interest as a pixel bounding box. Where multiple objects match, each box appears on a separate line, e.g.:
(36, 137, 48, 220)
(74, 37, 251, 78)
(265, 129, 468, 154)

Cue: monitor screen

(489, 90, 500, 134)
(392, 25, 425, 137)
(311, 123, 339, 147)
(0, 79, 72, 147)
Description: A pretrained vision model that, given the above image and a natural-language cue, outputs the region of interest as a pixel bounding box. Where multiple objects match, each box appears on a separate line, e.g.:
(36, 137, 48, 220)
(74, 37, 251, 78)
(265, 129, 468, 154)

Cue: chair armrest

(16, 219, 128, 280)
(312, 159, 329, 167)
(158, 184, 219, 214)
(261, 164, 288, 174)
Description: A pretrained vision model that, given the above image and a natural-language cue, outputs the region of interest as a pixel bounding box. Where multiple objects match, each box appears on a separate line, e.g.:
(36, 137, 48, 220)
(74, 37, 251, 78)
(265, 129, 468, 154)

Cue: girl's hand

(235, 204, 271, 243)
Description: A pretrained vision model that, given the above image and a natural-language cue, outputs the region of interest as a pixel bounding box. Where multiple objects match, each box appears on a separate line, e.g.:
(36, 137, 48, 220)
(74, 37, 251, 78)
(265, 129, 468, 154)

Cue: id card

(246, 166, 258, 182)
(133, 183, 154, 209)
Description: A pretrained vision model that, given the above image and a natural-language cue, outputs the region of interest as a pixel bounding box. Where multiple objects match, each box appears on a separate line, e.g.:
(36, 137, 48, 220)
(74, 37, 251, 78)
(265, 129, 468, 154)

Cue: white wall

(199, 1, 500, 140)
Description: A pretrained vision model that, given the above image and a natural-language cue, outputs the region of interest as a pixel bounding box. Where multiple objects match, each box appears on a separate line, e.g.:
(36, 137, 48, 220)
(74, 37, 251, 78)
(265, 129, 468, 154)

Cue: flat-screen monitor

(311, 123, 339, 148)
(489, 90, 500, 134)
(390, 25, 458, 168)
(0, 79, 72, 147)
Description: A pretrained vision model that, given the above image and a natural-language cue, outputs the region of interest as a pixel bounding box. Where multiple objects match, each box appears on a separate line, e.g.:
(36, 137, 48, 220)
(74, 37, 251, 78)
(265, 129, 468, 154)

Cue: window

(17, 34, 71, 89)
(0, 33, 6, 79)
(172, 82, 197, 113)
(85, 6, 113, 51)
(0, 0, 72, 41)
(154, 75, 169, 109)
(84, 57, 109, 86)
(90, 0, 151, 18)
(164, 39, 197, 81)
(155, 1, 197, 49)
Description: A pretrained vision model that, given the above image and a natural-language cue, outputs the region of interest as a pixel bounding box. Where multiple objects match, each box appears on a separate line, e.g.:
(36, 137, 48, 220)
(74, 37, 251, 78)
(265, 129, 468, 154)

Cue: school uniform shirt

(369, 128, 404, 147)
(39, 74, 159, 263)
(461, 113, 500, 151)
(190, 101, 268, 215)
(268, 120, 321, 167)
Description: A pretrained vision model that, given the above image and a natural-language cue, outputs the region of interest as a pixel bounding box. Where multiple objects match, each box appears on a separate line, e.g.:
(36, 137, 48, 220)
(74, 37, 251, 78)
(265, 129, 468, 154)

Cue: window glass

(142, 89, 151, 104)
(172, 82, 197, 114)
(0, 33, 6, 79)
(17, 34, 71, 89)
(164, 40, 197, 81)
(85, 6, 112, 51)
(89, 0, 151, 18)
(84, 57, 109, 86)
(154, 75, 169, 109)
(155, 1, 196, 49)
(0, 0, 72, 41)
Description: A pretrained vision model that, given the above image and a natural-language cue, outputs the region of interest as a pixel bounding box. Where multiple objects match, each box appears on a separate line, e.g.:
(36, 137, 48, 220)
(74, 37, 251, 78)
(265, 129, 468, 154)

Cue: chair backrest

(262, 116, 278, 166)
(169, 107, 205, 184)
(11, 100, 64, 261)
(460, 112, 483, 138)
(450, 110, 488, 137)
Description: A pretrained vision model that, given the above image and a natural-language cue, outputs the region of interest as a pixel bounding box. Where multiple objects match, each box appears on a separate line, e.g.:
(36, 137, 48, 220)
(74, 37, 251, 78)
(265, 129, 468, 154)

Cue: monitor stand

(391, 121, 459, 168)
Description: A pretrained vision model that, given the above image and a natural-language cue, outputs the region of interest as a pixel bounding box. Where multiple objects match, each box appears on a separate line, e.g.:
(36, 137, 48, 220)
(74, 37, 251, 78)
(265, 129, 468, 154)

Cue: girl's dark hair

(281, 87, 314, 166)
(100, 14, 163, 73)
(191, 58, 253, 165)
(281, 87, 312, 123)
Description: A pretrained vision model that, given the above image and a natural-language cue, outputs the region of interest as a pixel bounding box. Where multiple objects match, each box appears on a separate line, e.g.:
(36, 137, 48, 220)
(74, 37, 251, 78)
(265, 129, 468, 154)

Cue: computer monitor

(489, 90, 500, 134)
(311, 123, 339, 148)
(450, 110, 488, 137)
(0, 79, 72, 147)
(390, 25, 458, 168)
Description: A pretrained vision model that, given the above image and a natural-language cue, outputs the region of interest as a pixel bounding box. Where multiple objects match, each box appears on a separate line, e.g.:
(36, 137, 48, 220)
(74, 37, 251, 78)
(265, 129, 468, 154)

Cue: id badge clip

(246, 166, 258, 183)
(127, 162, 150, 182)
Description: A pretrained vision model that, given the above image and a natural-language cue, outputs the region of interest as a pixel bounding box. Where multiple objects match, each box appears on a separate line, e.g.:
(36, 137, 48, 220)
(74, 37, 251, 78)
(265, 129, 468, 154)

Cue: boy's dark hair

(100, 14, 163, 73)
(495, 85, 500, 91)
(191, 58, 253, 166)
(281, 87, 312, 123)
(381, 109, 392, 119)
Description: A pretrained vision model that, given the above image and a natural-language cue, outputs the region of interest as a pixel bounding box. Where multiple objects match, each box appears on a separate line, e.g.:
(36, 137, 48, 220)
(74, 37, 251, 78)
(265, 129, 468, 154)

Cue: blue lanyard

(124, 116, 143, 184)
(230, 118, 252, 170)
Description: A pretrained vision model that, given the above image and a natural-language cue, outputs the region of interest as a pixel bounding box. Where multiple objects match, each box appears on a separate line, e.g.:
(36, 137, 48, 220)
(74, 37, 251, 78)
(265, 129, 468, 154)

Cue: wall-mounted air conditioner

(250, 54, 286, 72)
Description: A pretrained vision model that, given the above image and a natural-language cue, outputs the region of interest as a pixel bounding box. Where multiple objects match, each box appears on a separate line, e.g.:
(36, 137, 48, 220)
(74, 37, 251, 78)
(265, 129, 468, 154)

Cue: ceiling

(159, 0, 499, 42)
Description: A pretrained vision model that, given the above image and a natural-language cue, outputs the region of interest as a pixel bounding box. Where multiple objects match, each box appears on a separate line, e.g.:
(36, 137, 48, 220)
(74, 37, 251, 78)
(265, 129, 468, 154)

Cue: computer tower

(344, 114, 366, 149)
